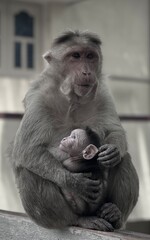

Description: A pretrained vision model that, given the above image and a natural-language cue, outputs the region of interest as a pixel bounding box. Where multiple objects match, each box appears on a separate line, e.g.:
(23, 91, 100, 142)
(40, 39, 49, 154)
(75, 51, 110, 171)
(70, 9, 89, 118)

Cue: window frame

(0, 2, 41, 77)
(0, 2, 7, 73)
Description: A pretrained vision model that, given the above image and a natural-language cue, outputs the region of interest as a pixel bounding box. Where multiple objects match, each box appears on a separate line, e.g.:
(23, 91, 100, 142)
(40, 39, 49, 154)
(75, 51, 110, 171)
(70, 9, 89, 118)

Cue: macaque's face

(60, 45, 100, 97)
(44, 32, 102, 99)
(63, 46, 100, 96)
(59, 129, 90, 157)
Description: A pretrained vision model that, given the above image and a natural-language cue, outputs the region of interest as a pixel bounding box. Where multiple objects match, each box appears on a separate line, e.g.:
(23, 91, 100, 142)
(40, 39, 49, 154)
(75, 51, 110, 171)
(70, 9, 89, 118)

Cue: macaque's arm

(12, 96, 74, 186)
(104, 128, 127, 157)
(97, 111, 127, 168)
(12, 97, 101, 199)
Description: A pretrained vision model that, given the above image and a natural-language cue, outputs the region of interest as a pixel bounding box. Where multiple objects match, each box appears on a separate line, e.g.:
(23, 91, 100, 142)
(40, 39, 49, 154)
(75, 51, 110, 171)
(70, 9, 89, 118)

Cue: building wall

(49, 0, 149, 79)
(0, 0, 150, 223)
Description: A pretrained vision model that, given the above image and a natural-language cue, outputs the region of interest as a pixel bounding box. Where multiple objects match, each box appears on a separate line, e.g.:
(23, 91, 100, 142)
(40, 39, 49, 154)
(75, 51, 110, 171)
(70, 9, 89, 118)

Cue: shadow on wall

(0, 119, 24, 212)
(126, 221, 150, 234)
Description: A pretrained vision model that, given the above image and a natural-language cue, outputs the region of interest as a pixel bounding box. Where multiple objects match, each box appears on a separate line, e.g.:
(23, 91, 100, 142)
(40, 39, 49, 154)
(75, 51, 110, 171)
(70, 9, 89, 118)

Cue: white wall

(49, 0, 149, 79)
(0, 77, 31, 112)
(0, 119, 24, 212)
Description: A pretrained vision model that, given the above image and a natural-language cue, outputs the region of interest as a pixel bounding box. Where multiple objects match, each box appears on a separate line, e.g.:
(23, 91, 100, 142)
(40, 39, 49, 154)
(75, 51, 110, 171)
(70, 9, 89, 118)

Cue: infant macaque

(56, 127, 108, 215)
(59, 127, 100, 172)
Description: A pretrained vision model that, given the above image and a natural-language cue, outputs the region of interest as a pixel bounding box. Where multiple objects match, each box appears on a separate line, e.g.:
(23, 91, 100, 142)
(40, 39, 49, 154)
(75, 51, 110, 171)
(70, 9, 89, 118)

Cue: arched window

(15, 11, 34, 37)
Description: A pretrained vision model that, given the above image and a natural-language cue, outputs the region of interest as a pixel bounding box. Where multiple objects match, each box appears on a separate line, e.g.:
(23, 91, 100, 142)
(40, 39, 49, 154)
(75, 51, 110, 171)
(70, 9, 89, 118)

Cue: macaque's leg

(96, 203, 122, 229)
(18, 168, 78, 228)
(96, 153, 139, 230)
(18, 169, 114, 231)
(107, 153, 139, 225)
(76, 216, 114, 231)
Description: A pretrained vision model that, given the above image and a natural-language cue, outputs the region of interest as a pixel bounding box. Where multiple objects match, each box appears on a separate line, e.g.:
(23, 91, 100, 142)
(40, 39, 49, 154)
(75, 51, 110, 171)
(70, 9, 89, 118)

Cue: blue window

(27, 43, 34, 68)
(14, 42, 21, 68)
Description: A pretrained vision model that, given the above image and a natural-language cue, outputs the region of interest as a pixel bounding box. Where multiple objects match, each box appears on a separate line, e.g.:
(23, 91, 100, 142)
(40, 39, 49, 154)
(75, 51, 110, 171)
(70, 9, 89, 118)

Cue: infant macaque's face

(59, 129, 89, 157)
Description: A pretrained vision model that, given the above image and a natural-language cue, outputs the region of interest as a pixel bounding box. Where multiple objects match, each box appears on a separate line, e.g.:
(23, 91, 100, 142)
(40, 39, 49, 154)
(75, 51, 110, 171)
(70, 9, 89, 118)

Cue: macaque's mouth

(81, 84, 90, 87)
(76, 84, 91, 88)
(59, 143, 67, 152)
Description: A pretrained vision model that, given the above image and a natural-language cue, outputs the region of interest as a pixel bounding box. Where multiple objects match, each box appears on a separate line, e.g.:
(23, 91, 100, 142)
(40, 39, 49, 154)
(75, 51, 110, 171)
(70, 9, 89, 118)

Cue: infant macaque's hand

(82, 144, 98, 160)
(97, 144, 121, 168)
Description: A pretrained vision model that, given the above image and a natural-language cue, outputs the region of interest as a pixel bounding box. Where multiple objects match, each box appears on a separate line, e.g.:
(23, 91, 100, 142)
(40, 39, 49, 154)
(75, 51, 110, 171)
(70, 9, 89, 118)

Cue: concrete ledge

(0, 210, 150, 240)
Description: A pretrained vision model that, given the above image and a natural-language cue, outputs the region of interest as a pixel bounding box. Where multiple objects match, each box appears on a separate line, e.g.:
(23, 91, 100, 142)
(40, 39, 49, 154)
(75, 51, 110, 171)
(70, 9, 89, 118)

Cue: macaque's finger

(100, 204, 114, 218)
(98, 145, 109, 156)
(108, 215, 120, 222)
(99, 145, 117, 157)
(98, 144, 108, 151)
(100, 157, 121, 168)
(100, 203, 113, 211)
(103, 212, 115, 221)
(83, 172, 93, 178)
(87, 178, 101, 186)
(78, 217, 114, 231)
(100, 203, 121, 222)
(81, 190, 102, 204)
(102, 210, 121, 223)
(98, 150, 119, 161)
(87, 191, 101, 201)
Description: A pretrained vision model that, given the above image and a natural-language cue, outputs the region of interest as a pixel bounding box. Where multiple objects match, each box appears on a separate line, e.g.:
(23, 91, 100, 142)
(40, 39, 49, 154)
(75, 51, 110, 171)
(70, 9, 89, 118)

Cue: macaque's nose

(82, 72, 91, 76)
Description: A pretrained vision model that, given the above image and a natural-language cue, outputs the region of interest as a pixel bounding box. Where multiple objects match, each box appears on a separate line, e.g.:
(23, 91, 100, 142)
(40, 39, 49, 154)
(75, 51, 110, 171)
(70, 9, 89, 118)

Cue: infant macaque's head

(59, 127, 100, 160)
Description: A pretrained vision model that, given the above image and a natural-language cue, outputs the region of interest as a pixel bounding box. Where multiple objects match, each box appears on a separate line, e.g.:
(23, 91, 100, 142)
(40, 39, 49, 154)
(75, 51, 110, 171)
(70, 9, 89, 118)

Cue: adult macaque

(11, 31, 139, 231)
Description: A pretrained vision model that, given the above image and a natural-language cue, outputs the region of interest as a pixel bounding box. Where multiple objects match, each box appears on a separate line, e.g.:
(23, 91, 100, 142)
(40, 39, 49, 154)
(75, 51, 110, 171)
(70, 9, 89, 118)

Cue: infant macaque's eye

(71, 134, 76, 139)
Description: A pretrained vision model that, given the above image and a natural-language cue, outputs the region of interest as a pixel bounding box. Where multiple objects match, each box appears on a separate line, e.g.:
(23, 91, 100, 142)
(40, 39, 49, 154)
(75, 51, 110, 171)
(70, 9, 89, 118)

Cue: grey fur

(11, 31, 139, 231)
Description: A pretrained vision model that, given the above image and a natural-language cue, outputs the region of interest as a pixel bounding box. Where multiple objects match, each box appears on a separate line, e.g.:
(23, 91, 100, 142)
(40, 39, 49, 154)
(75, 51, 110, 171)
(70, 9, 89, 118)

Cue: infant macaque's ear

(43, 51, 52, 63)
(82, 144, 98, 160)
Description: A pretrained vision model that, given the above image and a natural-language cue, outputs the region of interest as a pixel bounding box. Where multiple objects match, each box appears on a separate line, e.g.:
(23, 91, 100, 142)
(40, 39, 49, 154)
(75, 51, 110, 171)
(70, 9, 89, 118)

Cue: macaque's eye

(72, 52, 80, 59)
(87, 53, 94, 59)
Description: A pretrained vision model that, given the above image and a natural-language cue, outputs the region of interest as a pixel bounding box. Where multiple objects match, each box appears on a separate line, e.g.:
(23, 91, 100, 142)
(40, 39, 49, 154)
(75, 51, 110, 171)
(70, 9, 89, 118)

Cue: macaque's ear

(60, 80, 71, 96)
(43, 51, 52, 63)
(82, 144, 98, 160)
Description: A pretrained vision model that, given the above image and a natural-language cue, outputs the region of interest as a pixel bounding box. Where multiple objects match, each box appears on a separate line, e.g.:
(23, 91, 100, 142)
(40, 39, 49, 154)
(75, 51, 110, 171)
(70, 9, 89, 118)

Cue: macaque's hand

(97, 144, 121, 168)
(68, 172, 101, 203)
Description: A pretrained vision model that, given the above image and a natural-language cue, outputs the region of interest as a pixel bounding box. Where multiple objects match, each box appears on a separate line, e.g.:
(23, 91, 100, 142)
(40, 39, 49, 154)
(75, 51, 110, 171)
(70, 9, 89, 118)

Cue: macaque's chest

(69, 103, 99, 124)
(63, 103, 101, 129)
(49, 101, 105, 147)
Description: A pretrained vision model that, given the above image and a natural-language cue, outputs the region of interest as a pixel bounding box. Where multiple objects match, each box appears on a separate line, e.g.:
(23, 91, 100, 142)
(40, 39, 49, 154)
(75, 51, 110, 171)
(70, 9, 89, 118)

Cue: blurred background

(0, 0, 150, 234)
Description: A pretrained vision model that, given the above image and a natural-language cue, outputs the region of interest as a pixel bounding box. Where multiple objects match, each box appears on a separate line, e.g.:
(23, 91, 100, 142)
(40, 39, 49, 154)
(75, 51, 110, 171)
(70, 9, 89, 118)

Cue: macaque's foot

(97, 203, 122, 229)
(77, 216, 114, 231)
